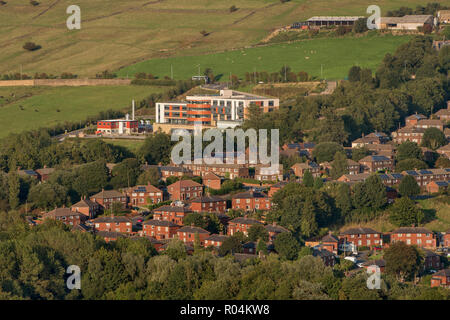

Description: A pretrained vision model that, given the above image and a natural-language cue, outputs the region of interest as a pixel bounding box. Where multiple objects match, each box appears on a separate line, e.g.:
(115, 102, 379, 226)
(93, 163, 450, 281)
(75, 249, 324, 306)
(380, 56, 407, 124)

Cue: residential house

(42, 207, 86, 227)
(141, 164, 193, 181)
(291, 161, 320, 178)
(424, 250, 443, 270)
(401, 168, 450, 189)
(227, 217, 264, 236)
(90, 189, 127, 210)
(416, 119, 444, 131)
(125, 183, 163, 207)
(92, 215, 133, 234)
(390, 227, 437, 249)
(232, 191, 271, 211)
(177, 226, 210, 245)
(392, 126, 425, 145)
(204, 234, 229, 248)
(202, 172, 222, 190)
(268, 182, 288, 198)
(265, 222, 289, 242)
(189, 196, 227, 213)
(405, 113, 427, 127)
(431, 269, 450, 288)
(359, 155, 394, 173)
(444, 229, 450, 247)
(312, 248, 336, 267)
(167, 180, 203, 201)
(35, 167, 55, 182)
(71, 197, 100, 219)
(96, 231, 126, 243)
(254, 164, 283, 182)
(142, 220, 180, 240)
(426, 180, 450, 193)
(437, 144, 450, 159)
(180, 163, 249, 179)
(339, 227, 383, 249)
(153, 204, 192, 225)
(362, 260, 386, 273)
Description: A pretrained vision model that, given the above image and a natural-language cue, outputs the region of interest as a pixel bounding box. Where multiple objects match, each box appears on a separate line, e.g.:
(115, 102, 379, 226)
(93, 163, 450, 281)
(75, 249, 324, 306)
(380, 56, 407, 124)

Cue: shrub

(30, 0, 39, 6)
(229, 5, 238, 13)
(23, 42, 41, 51)
(200, 30, 210, 37)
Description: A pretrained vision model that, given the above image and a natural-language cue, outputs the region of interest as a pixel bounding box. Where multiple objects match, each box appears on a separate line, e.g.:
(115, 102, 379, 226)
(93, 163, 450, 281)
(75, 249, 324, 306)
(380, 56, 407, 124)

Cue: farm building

(438, 10, 450, 24)
(377, 15, 433, 30)
(306, 16, 364, 27)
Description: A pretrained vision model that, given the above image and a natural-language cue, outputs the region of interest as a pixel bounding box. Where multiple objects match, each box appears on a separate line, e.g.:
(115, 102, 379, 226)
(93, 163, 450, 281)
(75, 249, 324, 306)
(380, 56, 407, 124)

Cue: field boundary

(0, 79, 132, 87)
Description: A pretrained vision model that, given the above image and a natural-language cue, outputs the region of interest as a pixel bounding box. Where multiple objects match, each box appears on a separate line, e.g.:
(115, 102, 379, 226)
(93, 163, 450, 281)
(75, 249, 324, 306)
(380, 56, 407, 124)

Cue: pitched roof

(35, 167, 55, 175)
(72, 198, 98, 208)
(43, 207, 83, 218)
(92, 215, 131, 223)
(362, 259, 386, 268)
(433, 269, 450, 277)
(359, 155, 390, 162)
(265, 223, 289, 233)
(177, 225, 210, 234)
(168, 179, 202, 189)
(153, 205, 191, 213)
(229, 217, 263, 225)
(391, 227, 433, 234)
(322, 233, 339, 243)
(203, 172, 221, 180)
(231, 191, 268, 199)
(143, 219, 179, 227)
(127, 184, 162, 194)
(96, 231, 126, 239)
(91, 190, 125, 199)
(205, 234, 229, 242)
(189, 196, 225, 203)
(340, 227, 380, 235)
(312, 248, 335, 258)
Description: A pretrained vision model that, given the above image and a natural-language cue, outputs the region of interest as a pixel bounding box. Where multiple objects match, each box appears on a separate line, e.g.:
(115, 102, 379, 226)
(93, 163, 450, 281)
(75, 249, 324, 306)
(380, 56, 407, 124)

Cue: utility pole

(20, 64, 22, 80)
(171, 64, 173, 80)
(320, 64, 323, 80)
(284, 64, 287, 82)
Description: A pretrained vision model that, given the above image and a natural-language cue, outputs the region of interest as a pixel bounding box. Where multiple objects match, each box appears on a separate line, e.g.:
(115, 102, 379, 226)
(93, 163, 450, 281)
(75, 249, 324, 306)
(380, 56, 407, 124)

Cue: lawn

(102, 138, 145, 154)
(0, 0, 441, 77)
(0, 85, 169, 138)
(117, 34, 412, 80)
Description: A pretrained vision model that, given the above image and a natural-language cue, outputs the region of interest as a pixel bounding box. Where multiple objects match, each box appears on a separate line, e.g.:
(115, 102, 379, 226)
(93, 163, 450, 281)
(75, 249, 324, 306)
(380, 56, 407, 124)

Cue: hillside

(0, 0, 443, 77)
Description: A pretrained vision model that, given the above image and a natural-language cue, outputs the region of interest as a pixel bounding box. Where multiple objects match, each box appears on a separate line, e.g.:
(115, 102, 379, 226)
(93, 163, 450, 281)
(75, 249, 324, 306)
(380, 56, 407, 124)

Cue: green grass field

(102, 138, 145, 154)
(0, 0, 442, 77)
(117, 34, 412, 80)
(0, 85, 169, 138)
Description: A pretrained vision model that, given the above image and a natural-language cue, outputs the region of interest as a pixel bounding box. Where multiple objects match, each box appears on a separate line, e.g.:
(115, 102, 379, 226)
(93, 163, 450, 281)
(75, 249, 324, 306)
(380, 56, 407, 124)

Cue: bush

(30, 0, 39, 6)
(23, 42, 41, 51)
(200, 30, 210, 37)
(95, 70, 116, 79)
(229, 5, 238, 13)
(131, 79, 176, 86)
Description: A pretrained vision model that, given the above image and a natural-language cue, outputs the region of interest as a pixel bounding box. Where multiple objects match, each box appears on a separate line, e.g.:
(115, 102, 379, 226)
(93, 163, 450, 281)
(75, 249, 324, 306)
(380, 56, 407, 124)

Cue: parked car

(344, 256, 357, 263)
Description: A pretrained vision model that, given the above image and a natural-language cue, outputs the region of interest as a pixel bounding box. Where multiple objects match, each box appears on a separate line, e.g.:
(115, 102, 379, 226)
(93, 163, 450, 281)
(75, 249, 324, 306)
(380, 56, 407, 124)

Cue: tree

(247, 224, 269, 242)
(389, 197, 423, 227)
(384, 242, 422, 282)
(28, 182, 67, 210)
(352, 146, 370, 162)
(330, 152, 348, 179)
(164, 239, 187, 261)
(313, 177, 323, 189)
(348, 66, 361, 82)
(256, 239, 268, 255)
(312, 142, 345, 163)
(274, 232, 300, 260)
(398, 175, 420, 198)
(353, 18, 368, 33)
(8, 172, 20, 209)
(396, 141, 423, 161)
(183, 213, 205, 229)
(300, 200, 318, 238)
(110, 158, 141, 189)
(435, 156, 450, 168)
(421, 127, 447, 150)
(302, 170, 314, 187)
(395, 158, 428, 172)
(352, 175, 386, 211)
(137, 167, 161, 186)
(137, 132, 173, 165)
(219, 236, 242, 256)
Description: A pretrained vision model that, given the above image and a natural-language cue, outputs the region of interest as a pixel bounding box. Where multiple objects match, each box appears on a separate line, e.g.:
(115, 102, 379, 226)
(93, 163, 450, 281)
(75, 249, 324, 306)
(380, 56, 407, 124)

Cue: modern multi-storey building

(154, 89, 279, 132)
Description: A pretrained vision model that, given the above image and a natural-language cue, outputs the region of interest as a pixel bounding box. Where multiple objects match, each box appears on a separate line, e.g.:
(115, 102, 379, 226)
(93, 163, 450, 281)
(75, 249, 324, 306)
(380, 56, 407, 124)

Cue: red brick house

(42, 207, 87, 227)
(167, 180, 203, 201)
(268, 182, 288, 198)
(359, 155, 394, 173)
(204, 234, 229, 248)
(416, 119, 444, 131)
(265, 222, 289, 242)
(152, 204, 192, 225)
(437, 144, 450, 159)
(426, 180, 449, 193)
(189, 196, 227, 213)
(227, 216, 263, 236)
(125, 183, 163, 207)
(180, 163, 249, 179)
(202, 172, 222, 190)
(362, 259, 386, 273)
(431, 269, 450, 288)
(35, 167, 55, 182)
(312, 248, 336, 267)
(444, 229, 450, 247)
(424, 250, 443, 270)
(339, 227, 383, 249)
(141, 164, 193, 181)
(392, 126, 425, 145)
(142, 219, 180, 240)
(96, 231, 126, 243)
(320, 233, 339, 254)
(71, 197, 100, 219)
(405, 113, 427, 127)
(232, 191, 271, 211)
(291, 162, 320, 178)
(92, 215, 132, 234)
(390, 227, 437, 249)
(177, 226, 210, 245)
(90, 190, 127, 210)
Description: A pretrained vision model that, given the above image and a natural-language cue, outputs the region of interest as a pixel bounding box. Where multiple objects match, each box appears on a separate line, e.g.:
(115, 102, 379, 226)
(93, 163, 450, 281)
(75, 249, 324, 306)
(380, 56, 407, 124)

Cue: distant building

(291, 161, 320, 178)
(189, 196, 227, 213)
(227, 217, 264, 236)
(431, 269, 450, 288)
(96, 117, 139, 135)
(437, 10, 450, 24)
(167, 180, 203, 201)
(153, 204, 192, 225)
(390, 227, 437, 249)
(177, 226, 210, 245)
(202, 172, 222, 190)
(204, 234, 229, 248)
(358, 155, 394, 173)
(90, 189, 127, 210)
(42, 207, 87, 227)
(376, 15, 433, 30)
(71, 197, 100, 219)
(142, 220, 180, 240)
(339, 227, 383, 249)
(232, 191, 271, 211)
(124, 183, 163, 207)
(92, 215, 132, 234)
(306, 16, 364, 27)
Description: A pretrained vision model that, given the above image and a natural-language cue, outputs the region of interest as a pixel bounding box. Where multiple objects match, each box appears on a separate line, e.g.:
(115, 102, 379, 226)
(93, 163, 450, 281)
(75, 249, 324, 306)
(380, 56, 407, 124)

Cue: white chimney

(132, 100, 135, 120)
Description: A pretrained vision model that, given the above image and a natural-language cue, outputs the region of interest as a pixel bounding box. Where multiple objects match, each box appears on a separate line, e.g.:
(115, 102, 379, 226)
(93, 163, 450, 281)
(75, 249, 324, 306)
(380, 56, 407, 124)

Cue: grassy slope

(102, 138, 145, 154)
(0, 0, 443, 77)
(117, 34, 411, 80)
(0, 86, 168, 138)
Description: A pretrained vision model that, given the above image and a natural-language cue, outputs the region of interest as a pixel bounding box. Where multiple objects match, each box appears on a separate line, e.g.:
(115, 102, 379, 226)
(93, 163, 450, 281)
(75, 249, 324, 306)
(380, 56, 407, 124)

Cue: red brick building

(202, 172, 222, 190)
(35, 167, 55, 182)
(42, 207, 87, 227)
(265, 223, 289, 242)
(312, 249, 336, 267)
(444, 229, 450, 247)
(92, 215, 132, 234)
(180, 163, 249, 179)
(189, 196, 227, 213)
(291, 162, 320, 178)
(142, 219, 180, 240)
(96, 231, 126, 243)
(125, 183, 163, 207)
(167, 180, 203, 201)
(405, 113, 427, 127)
(339, 227, 383, 249)
(390, 227, 437, 249)
(431, 269, 450, 288)
(232, 191, 271, 211)
(268, 182, 288, 198)
(177, 226, 210, 245)
(392, 126, 425, 145)
(152, 204, 192, 225)
(71, 197, 100, 219)
(359, 155, 394, 173)
(320, 233, 340, 254)
(426, 180, 449, 193)
(227, 217, 263, 236)
(424, 250, 443, 270)
(204, 234, 229, 248)
(90, 190, 127, 210)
